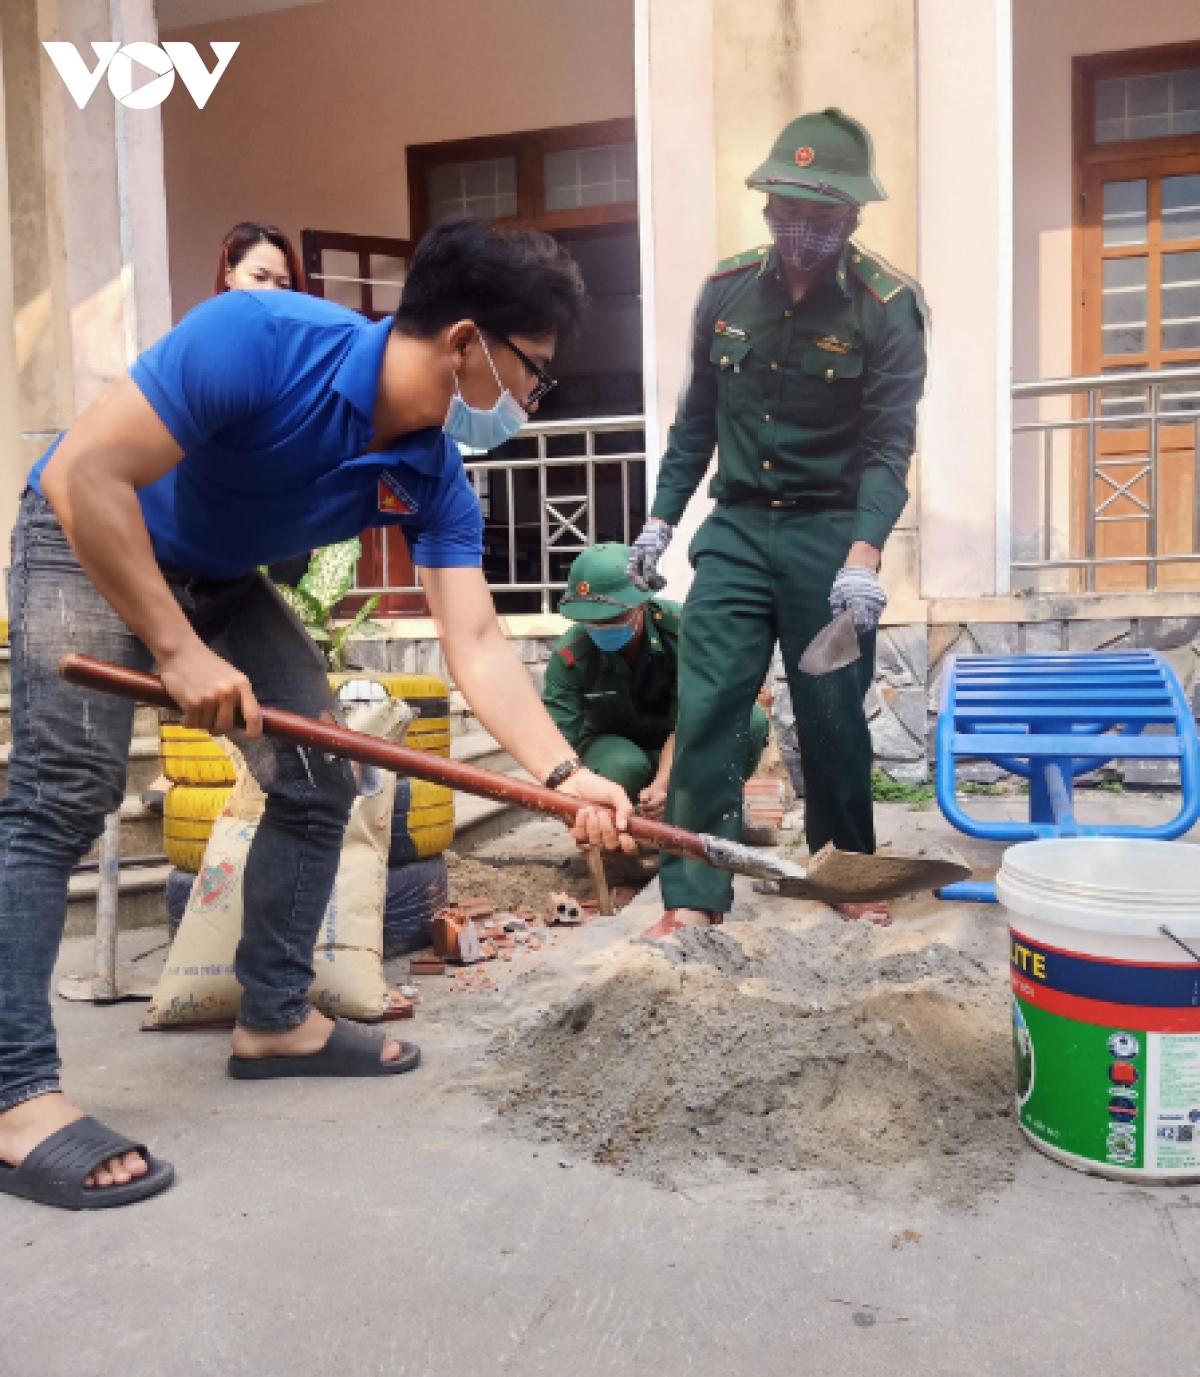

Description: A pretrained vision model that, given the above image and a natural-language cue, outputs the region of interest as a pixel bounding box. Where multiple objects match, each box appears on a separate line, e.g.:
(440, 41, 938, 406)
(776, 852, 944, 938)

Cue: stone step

(64, 861, 171, 938)
(453, 768, 536, 854)
(0, 733, 162, 797)
(449, 729, 515, 776)
(0, 647, 8, 695)
(447, 729, 528, 852)
(81, 794, 165, 862)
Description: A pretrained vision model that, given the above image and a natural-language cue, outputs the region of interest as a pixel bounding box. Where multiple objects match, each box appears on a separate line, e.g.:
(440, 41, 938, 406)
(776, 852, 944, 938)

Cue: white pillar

(635, 0, 718, 594)
(49, 0, 173, 408)
(916, 0, 1013, 599)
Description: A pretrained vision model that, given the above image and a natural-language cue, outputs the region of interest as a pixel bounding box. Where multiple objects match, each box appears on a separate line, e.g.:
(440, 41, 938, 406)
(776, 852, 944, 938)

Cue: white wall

(640, 0, 718, 595)
(159, 0, 636, 319)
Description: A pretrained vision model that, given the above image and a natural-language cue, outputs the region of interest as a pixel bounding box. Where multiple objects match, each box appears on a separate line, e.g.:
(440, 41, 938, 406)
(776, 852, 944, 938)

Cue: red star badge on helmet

(576, 581, 590, 595)
(795, 146, 815, 168)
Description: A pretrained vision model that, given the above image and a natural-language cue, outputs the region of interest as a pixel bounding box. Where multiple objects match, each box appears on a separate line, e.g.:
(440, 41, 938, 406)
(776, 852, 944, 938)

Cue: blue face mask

(443, 334, 528, 452)
(587, 620, 637, 652)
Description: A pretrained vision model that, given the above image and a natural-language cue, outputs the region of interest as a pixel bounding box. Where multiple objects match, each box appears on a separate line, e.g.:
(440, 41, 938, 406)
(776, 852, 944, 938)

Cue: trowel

(798, 609, 860, 676)
(59, 655, 971, 906)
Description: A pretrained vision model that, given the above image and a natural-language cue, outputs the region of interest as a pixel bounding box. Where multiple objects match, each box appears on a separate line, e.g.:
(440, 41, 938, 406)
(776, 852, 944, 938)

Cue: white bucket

(998, 837, 1200, 1183)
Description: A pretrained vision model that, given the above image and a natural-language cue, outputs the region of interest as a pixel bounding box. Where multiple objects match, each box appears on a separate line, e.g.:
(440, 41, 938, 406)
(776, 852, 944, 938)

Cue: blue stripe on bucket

(1011, 930, 1200, 1009)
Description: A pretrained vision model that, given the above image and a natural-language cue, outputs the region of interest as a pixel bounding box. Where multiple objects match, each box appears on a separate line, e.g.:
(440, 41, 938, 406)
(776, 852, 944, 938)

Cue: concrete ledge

(929, 590, 1200, 625)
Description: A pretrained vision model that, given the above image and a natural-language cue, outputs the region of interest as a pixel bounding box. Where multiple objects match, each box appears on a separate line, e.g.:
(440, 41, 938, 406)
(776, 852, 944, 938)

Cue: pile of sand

(487, 915, 1020, 1204)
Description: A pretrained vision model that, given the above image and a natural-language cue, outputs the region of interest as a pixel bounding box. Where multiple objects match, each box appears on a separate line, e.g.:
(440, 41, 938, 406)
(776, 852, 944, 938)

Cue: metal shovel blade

(799, 610, 860, 676)
(697, 835, 971, 903)
(770, 843, 971, 904)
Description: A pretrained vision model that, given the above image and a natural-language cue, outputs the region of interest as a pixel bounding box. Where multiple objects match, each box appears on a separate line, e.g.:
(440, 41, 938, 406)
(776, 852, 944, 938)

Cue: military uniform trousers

(583, 705, 769, 801)
(661, 504, 876, 913)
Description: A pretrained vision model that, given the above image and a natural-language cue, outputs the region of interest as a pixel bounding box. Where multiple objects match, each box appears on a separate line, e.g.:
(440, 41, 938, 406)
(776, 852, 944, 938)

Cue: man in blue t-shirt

(0, 219, 635, 1212)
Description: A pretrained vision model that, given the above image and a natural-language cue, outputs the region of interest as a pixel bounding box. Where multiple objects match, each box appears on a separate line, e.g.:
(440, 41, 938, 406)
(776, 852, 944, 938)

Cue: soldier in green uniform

(544, 543, 770, 821)
(626, 109, 927, 936)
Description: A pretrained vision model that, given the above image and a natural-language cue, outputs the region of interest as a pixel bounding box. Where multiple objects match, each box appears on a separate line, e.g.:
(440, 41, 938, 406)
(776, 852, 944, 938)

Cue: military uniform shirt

(649, 240, 927, 550)
(542, 601, 682, 757)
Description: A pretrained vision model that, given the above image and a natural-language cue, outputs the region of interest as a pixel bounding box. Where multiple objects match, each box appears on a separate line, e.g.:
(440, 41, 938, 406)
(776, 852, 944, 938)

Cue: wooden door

(1080, 158, 1200, 590)
(301, 230, 426, 616)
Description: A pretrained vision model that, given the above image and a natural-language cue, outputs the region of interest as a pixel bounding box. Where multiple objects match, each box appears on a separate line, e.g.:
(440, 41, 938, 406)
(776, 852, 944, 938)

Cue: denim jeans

(0, 490, 357, 1112)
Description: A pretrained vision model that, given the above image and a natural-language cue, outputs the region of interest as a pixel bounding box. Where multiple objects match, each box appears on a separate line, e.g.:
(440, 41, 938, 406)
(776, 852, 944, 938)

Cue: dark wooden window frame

(406, 117, 637, 244)
(301, 229, 412, 321)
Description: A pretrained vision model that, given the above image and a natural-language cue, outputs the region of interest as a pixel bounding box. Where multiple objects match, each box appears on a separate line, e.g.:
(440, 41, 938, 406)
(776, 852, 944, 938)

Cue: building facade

(3, 0, 1200, 780)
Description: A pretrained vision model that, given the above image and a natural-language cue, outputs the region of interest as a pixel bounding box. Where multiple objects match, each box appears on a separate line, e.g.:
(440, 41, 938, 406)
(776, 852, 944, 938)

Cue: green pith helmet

(746, 108, 886, 206)
(557, 543, 654, 624)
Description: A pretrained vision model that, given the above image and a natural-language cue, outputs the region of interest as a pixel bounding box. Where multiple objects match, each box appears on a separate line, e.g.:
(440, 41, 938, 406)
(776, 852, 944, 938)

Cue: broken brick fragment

(431, 913, 461, 961)
(409, 956, 445, 976)
(459, 896, 495, 919)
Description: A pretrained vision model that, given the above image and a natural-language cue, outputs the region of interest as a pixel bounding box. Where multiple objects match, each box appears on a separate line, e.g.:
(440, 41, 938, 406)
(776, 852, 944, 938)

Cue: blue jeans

(0, 491, 358, 1113)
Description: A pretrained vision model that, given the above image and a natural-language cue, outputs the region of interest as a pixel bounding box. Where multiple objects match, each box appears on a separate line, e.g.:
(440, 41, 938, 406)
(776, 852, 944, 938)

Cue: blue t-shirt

(30, 291, 483, 581)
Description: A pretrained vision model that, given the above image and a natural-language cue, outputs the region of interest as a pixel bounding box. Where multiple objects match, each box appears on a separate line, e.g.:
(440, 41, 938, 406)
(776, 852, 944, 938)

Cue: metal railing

(352, 415, 647, 613)
(1010, 366, 1200, 592)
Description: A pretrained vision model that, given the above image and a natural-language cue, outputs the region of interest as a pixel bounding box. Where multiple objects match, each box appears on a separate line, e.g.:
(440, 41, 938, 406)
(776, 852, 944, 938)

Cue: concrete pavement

(4, 800, 1200, 1375)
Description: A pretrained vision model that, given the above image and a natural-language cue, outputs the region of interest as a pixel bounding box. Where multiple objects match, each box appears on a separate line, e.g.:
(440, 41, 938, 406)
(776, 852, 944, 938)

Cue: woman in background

(214, 221, 305, 295)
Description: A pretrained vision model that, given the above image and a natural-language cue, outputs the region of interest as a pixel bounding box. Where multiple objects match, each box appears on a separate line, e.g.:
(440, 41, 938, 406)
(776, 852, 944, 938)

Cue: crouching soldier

(543, 543, 770, 822)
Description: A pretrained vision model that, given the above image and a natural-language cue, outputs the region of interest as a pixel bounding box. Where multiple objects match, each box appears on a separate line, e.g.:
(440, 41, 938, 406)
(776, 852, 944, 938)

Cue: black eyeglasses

(495, 334, 557, 408)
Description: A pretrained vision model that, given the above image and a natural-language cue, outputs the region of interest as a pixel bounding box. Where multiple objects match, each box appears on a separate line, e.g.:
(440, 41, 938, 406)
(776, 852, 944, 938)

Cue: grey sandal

(0, 1115, 174, 1211)
(227, 1018, 420, 1080)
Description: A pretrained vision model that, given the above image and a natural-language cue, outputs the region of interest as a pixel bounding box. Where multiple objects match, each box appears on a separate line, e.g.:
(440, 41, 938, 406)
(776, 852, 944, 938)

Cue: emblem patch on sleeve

(378, 473, 416, 515)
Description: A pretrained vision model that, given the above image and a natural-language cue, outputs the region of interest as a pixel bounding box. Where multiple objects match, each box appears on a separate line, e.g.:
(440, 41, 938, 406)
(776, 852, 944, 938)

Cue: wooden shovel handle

(58, 654, 709, 864)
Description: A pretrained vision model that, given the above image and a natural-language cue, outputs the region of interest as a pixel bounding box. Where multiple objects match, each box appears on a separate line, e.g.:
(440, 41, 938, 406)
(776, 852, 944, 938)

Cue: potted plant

(271, 538, 381, 672)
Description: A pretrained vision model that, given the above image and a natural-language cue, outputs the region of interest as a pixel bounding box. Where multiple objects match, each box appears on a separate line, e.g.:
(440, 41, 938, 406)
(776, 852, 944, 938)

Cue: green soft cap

(746, 108, 886, 206)
(557, 543, 654, 623)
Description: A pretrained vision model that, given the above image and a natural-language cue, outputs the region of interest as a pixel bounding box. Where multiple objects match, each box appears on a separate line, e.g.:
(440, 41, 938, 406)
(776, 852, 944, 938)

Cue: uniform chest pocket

(710, 337, 758, 417)
(710, 337, 753, 372)
(798, 347, 865, 410)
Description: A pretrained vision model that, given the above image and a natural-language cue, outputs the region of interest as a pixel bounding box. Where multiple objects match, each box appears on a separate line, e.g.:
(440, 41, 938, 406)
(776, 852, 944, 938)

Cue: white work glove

(627, 521, 673, 592)
(829, 564, 887, 633)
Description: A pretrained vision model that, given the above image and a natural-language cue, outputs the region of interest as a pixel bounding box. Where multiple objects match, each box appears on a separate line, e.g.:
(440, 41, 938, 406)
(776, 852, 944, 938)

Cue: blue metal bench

(935, 651, 1200, 902)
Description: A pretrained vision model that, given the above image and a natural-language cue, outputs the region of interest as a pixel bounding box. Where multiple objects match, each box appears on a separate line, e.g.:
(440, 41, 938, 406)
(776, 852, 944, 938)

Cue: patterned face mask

(764, 205, 857, 272)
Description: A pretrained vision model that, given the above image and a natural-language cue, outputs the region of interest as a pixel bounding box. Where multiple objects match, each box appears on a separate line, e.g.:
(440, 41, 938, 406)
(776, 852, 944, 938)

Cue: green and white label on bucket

(1012, 928, 1200, 1176)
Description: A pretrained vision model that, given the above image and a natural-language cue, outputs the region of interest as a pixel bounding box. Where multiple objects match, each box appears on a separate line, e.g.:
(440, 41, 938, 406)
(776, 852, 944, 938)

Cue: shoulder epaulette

(848, 244, 911, 305)
(649, 600, 682, 635)
(711, 245, 770, 280)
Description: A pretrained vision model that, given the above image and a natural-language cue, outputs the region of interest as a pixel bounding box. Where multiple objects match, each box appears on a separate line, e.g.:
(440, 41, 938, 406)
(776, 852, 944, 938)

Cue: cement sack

(146, 698, 412, 1027)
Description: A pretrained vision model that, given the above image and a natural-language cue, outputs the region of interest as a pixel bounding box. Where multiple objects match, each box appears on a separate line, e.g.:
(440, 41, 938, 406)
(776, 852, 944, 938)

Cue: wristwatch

(544, 757, 583, 790)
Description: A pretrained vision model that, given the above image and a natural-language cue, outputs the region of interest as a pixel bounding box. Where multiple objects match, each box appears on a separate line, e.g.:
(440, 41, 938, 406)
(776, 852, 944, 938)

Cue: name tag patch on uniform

(812, 334, 853, 354)
(715, 321, 748, 340)
(377, 473, 417, 515)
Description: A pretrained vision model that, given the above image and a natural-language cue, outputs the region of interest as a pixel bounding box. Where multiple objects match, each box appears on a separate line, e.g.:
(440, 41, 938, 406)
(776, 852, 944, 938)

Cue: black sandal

(227, 1018, 421, 1080)
(0, 1116, 174, 1211)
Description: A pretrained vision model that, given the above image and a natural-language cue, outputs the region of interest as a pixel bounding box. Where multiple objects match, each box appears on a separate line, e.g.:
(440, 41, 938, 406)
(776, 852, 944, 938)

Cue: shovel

(58, 655, 970, 904)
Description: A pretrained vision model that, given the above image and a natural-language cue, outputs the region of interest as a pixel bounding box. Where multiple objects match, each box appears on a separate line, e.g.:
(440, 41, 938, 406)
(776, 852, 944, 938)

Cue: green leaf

(330, 596, 381, 667)
(273, 582, 324, 630)
(299, 539, 363, 616)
